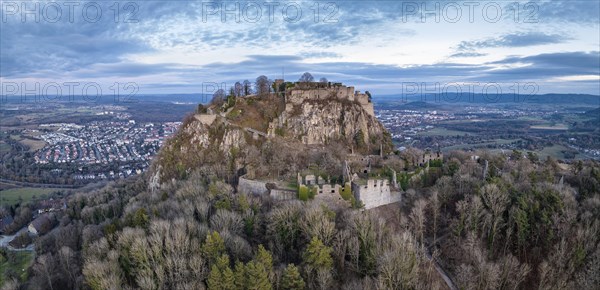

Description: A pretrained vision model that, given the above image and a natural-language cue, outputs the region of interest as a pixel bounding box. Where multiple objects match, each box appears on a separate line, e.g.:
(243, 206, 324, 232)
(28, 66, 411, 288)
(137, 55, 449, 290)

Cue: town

(376, 101, 600, 160)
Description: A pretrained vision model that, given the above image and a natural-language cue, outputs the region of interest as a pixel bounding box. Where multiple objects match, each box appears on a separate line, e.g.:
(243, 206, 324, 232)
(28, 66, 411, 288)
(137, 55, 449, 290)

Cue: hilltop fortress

(177, 78, 407, 209)
(275, 79, 375, 117)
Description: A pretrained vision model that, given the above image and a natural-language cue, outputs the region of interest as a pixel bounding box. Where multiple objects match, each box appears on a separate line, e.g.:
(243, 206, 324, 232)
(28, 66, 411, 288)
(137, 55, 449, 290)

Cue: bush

(298, 185, 309, 201)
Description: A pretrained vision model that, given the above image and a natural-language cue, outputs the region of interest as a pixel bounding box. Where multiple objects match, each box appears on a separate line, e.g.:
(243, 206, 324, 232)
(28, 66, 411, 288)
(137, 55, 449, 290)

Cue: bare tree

(410, 199, 427, 245)
(319, 77, 328, 83)
(429, 191, 440, 247)
(255, 75, 271, 96)
(299, 72, 314, 82)
(480, 184, 509, 250)
(1, 279, 19, 290)
(301, 204, 336, 246)
(58, 246, 78, 289)
(497, 254, 530, 290)
(234, 81, 243, 97)
(34, 254, 55, 290)
(456, 233, 501, 290)
(211, 89, 226, 105)
(377, 232, 421, 289)
(243, 80, 252, 96)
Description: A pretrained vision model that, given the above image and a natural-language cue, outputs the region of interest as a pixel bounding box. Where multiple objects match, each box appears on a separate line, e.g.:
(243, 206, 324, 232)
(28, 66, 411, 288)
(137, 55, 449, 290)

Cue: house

(28, 214, 55, 235)
(35, 198, 66, 214)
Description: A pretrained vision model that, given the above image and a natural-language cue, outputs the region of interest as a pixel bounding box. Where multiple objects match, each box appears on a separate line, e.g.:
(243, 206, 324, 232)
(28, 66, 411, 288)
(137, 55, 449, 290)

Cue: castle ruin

(351, 178, 401, 210)
(277, 80, 374, 117)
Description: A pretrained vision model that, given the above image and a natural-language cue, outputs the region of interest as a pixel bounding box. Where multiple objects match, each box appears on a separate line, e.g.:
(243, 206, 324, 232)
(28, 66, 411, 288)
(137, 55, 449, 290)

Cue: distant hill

(585, 107, 600, 116)
(375, 93, 600, 106)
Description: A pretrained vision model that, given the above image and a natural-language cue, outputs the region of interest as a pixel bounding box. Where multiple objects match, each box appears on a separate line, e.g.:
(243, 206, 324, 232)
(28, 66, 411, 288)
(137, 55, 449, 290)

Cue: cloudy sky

(1, 0, 599, 97)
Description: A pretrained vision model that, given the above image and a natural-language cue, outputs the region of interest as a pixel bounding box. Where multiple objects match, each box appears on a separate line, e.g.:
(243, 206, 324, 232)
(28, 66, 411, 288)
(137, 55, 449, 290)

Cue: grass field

(537, 145, 577, 160)
(0, 187, 57, 206)
(418, 127, 475, 136)
(441, 139, 521, 151)
(530, 124, 569, 130)
(5, 133, 46, 152)
(19, 138, 46, 152)
(0, 251, 34, 286)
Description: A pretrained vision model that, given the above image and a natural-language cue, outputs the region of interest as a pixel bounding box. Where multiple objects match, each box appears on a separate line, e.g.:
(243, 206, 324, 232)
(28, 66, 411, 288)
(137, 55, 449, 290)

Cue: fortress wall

(287, 85, 373, 117)
(362, 104, 375, 117)
(317, 184, 341, 195)
(271, 189, 296, 201)
(355, 94, 369, 105)
(352, 179, 401, 209)
(238, 176, 268, 195)
(194, 114, 217, 125)
(354, 93, 374, 116)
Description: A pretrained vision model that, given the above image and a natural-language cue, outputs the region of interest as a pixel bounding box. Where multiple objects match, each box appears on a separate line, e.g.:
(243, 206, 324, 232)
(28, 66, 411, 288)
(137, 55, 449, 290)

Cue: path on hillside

(221, 118, 269, 138)
(424, 247, 458, 290)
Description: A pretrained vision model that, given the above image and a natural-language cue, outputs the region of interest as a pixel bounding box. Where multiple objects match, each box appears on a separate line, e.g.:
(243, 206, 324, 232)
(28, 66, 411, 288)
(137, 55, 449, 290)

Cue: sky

(1, 0, 599, 97)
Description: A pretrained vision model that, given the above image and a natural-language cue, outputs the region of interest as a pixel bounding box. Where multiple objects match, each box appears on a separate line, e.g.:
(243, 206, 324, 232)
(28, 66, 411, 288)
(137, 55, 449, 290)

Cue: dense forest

(2, 148, 599, 290)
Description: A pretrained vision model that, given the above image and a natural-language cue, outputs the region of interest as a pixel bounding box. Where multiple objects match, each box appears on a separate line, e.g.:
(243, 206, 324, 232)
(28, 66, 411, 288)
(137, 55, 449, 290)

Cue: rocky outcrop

(152, 83, 393, 182)
(273, 99, 391, 150)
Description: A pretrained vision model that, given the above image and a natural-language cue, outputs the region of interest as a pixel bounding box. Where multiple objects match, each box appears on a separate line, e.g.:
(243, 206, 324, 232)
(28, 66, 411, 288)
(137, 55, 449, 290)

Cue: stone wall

(352, 179, 401, 209)
(238, 176, 268, 195)
(286, 85, 374, 117)
(194, 114, 217, 125)
(270, 189, 296, 201)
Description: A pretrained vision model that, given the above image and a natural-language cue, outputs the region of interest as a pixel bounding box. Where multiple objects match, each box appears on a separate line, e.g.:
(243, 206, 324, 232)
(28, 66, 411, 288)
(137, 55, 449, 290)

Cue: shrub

(298, 185, 309, 201)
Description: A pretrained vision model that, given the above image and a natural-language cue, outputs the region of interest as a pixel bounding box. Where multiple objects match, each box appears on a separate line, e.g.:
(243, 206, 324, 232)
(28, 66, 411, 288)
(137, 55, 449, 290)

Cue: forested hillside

(3, 149, 599, 289)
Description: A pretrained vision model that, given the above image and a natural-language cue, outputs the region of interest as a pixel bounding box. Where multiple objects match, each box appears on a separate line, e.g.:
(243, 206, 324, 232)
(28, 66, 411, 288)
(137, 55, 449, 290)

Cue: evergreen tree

(303, 237, 333, 270)
(245, 261, 272, 290)
(207, 264, 223, 289)
(208, 255, 235, 290)
(222, 267, 236, 290)
(280, 264, 305, 290)
(203, 231, 226, 266)
(254, 244, 274, 283)
(234, 260, 246, 289)
(303, 237, 333, 289)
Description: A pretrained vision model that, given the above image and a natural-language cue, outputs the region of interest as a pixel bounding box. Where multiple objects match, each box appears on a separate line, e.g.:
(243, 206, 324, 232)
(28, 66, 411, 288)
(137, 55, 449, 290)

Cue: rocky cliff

(153, 88, 393, 183)
(272, 99, 389, 147)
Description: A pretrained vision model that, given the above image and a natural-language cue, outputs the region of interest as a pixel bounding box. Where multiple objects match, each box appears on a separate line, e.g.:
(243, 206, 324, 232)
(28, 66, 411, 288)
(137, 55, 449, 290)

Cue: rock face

(274, 100, 387, 147)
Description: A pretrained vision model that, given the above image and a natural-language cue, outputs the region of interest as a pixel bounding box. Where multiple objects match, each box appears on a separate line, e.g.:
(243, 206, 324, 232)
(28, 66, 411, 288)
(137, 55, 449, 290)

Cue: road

(0, 227, 35, 251)
(0, 178, 82, 189)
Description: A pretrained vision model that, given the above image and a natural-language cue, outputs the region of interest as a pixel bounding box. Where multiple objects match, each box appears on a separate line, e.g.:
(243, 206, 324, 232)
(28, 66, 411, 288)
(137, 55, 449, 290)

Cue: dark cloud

(134, 52, 598, 94)
(457, 32, 570, 52)
(482, 51, 600, 81)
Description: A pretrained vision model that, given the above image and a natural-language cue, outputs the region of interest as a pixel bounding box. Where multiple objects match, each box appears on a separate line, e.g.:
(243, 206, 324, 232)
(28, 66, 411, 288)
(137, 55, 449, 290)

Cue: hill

(3, 81, 600, 290)
(153, 82, 393, 182)
(585, 107, 600, 116)
(375, 93, 600, 106)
